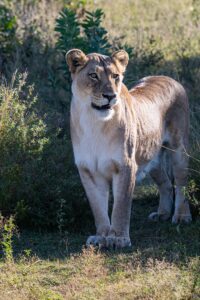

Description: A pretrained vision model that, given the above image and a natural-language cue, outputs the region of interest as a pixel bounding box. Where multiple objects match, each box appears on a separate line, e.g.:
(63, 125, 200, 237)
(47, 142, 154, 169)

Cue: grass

(0, 186, 199, 300)
(2, 248, 198, 300)
(87, 0, 200, 56)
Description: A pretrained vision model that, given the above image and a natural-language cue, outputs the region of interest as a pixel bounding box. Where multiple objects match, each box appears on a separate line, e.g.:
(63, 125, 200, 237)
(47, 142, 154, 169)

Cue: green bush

(55, 7, 112, 97)
(0, 73, 48, 216)
(0, 72, 93, 231)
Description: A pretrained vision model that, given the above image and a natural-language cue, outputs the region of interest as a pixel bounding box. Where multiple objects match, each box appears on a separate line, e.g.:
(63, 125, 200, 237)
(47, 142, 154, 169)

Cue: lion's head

(66, 49, 129, 119)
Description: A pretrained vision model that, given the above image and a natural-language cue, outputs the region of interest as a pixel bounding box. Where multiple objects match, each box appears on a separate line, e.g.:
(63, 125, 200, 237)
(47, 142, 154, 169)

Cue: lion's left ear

(111, 50, 129, 72)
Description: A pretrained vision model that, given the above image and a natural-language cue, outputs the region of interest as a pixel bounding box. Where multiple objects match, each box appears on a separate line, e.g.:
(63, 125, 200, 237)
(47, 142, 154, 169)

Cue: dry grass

(88, 0, 200, 57)
(0, 185, 199, 300)
(0, 247, 199, 300)
(11, 0, 61, 45)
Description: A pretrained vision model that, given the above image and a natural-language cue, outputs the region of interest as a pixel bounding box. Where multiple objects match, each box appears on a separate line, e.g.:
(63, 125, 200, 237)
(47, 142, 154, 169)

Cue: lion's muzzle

(91, 95, 118, 111)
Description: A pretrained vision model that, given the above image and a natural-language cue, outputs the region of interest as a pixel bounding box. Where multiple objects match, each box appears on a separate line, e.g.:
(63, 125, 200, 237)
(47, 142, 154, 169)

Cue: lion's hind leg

(148, 150, 174, 222)
(149, 143, 192, 224)
(171, 145, 192, 224)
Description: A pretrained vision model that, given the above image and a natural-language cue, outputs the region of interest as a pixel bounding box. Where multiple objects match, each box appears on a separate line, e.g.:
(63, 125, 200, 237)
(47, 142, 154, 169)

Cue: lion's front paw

(148, 211, 171, 222)
(105, 236, 132, 249)
(86, 235, 106, 248)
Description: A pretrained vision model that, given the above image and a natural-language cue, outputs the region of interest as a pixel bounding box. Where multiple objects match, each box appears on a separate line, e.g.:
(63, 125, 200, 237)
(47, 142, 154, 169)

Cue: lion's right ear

(66, 49, 88, 74)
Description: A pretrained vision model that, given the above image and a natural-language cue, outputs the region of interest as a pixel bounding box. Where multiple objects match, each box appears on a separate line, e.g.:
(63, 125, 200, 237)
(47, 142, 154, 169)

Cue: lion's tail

(163, 149, 173, 181)
(162, 146, 175, 197)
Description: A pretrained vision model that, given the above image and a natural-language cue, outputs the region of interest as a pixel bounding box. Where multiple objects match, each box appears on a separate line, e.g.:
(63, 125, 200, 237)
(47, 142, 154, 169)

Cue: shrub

(0, 73, 47, 211)
(0, 72, 93, 231)
(55, 7, 112, 98)
(0, 214, 16, 262)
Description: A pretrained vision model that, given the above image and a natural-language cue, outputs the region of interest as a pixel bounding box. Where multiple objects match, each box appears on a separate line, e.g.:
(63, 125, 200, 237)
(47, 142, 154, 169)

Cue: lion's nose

(102, 94, 116, 102)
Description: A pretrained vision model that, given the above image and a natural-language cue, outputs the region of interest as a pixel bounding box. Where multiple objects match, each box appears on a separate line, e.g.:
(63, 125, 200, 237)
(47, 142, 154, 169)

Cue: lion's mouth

(91, 102, 111, 110)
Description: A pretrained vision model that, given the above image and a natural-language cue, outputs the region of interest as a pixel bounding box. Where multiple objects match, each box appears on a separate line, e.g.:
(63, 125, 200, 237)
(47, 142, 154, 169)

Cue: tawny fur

(66, 49, 192, 249)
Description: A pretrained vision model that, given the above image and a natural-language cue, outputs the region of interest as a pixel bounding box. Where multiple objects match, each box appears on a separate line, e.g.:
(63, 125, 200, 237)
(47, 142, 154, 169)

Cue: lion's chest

(72, 113, 122, 178)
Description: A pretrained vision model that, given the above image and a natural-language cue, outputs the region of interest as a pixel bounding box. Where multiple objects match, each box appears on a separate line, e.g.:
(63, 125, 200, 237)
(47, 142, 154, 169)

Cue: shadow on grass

(13, 185, 200, 265)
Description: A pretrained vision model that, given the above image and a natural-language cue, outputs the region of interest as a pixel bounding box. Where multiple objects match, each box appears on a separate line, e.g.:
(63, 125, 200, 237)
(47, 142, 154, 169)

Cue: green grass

(87, 0, 200, 57)
(0, 186, 199, 300)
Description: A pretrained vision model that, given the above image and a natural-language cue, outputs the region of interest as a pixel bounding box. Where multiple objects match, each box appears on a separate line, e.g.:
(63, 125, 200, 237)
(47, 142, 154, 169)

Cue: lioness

(66, 49, 192, 248)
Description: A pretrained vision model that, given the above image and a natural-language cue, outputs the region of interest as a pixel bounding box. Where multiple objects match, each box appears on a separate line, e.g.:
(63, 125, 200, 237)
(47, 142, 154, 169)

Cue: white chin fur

(92, 98, 118, 121)
(94, 108, 115, 121)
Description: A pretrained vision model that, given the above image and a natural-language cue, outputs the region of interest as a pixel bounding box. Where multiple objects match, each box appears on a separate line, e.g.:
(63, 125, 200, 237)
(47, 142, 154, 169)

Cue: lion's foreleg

(107, 165, 135, 248)
(78, 168, 110, 246)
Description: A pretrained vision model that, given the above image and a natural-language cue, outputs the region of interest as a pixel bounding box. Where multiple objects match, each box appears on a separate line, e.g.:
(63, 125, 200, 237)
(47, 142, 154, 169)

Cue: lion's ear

(66, 49, 88, 74)
(111, 50, 129, 72)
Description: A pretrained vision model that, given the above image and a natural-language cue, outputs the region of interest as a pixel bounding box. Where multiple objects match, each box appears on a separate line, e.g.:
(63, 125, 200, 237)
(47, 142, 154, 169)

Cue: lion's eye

(112, 74, 119, 80)
(89, 73, 98, 80)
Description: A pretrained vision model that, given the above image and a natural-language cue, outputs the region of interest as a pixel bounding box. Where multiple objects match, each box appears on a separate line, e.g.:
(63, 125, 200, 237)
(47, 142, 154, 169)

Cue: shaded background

(0, 0, 199, 232)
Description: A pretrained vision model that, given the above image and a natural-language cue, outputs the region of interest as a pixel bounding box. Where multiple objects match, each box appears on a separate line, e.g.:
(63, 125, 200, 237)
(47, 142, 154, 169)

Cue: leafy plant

(0, 73, 48, 217)
(0, 214, 16, 262)
(55, 7, 112, 95)
(81, 9, 111, 54)
(55, 8, 84, 53)
(186, 179, 200, 217)
(55, 8, 84, 93)
(55, 7, 111, 54)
